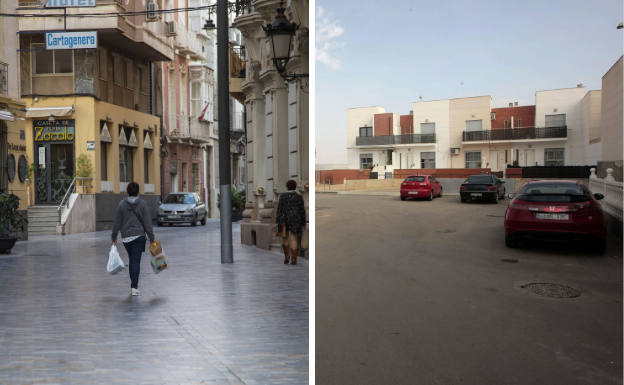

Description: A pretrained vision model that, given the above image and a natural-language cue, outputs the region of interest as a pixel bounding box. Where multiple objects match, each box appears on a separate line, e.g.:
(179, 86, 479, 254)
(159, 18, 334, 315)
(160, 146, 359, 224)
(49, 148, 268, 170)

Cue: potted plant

(0, 193, 27, 254)
(75, 154, 93, 193)
(217, 187, 246, 222)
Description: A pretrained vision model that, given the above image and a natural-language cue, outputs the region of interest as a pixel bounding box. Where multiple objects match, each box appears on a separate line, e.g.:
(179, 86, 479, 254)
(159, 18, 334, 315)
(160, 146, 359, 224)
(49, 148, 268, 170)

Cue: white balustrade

(590, 168, 623, 221)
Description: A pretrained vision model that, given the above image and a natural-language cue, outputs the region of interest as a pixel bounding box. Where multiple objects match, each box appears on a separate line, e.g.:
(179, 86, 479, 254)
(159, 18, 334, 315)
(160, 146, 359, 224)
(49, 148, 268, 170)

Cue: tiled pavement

(0, 221, 308, 385)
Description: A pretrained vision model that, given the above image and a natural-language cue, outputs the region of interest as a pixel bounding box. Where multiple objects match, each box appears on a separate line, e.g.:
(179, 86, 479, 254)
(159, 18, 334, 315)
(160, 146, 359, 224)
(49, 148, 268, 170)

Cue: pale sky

(315, 0, 624, 165)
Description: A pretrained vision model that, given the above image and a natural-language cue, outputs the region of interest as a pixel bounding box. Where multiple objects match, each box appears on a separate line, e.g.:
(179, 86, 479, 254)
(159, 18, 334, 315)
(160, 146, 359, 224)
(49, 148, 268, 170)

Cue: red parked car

(504, 180, 606, 253)
(400, 175, 442, 201)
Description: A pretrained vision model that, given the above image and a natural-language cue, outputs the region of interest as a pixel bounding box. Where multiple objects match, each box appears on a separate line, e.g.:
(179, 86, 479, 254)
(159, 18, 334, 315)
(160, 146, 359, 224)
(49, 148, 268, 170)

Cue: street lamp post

(217, 0, 233, 264)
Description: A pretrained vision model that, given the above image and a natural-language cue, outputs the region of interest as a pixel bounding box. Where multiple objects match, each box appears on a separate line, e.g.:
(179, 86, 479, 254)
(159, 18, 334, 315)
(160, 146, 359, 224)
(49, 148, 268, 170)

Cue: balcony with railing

(462, 126, 567, 142)
(356, 133, 436, 146)
(229, 45, 246, 104)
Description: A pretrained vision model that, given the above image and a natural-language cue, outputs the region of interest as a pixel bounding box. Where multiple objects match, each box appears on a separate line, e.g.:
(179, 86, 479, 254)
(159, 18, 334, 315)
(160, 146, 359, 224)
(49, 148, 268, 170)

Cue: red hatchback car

(504, 180, 606, 253)
(400, 175, 442, 201)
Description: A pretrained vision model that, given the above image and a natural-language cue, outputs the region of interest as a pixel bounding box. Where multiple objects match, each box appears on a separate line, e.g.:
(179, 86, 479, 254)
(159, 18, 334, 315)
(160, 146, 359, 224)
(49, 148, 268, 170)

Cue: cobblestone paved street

(0, 220, 308, 385)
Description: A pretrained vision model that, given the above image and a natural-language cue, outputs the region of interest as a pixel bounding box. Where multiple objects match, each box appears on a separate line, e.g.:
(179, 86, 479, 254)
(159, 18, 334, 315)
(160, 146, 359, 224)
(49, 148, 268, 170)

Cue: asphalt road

(316, 193, 622, 385)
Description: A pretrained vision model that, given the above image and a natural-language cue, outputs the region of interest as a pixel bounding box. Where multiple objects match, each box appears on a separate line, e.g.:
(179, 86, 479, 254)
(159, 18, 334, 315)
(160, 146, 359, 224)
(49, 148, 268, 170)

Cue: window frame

(420, 151, 435, 169)
(359, 153, 373, 169)
(359, 126, 373, 137)
(32, 43, 74, 76)
(465, 151, 482, 168)
(544, 148, 565, 166)
(420, 122, 435, 135)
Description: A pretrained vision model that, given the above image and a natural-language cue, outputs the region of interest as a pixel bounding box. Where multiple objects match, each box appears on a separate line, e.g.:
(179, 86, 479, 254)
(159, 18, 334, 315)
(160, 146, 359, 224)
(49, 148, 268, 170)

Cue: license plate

(536, 213, 569, 220)
(470, 193, 482, 197)
(168, 215, 178, 219)
(408, 191, 419, 195)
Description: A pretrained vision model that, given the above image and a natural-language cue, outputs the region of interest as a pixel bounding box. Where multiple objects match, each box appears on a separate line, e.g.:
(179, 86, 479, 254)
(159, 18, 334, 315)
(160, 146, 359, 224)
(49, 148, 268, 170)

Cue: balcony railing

(230, 46, 246, 79)
(356, 133, 436, 146)
(462, 126, 567, 142)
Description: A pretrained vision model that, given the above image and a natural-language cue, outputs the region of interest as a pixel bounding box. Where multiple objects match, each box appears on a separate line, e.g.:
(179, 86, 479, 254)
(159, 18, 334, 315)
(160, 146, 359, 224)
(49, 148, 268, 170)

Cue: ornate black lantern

(263, 4, 299, 77)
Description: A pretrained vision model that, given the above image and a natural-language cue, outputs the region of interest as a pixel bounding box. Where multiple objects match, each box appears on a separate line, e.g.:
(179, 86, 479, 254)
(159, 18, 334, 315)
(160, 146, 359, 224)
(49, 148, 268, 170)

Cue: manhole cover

(522, 283, 581, 298)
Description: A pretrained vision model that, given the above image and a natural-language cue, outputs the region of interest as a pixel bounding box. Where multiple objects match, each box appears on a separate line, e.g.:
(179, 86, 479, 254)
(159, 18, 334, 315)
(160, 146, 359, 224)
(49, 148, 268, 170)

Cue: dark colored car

(504, 180, 606, 253)
(157, 192, 208, 226)
(400, 175, 443, 201)
(460, 174, 505, 203)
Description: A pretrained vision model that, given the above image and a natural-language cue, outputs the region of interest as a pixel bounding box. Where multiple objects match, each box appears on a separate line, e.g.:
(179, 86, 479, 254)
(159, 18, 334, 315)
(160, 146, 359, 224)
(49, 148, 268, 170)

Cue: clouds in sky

(316, 7, 344, 70)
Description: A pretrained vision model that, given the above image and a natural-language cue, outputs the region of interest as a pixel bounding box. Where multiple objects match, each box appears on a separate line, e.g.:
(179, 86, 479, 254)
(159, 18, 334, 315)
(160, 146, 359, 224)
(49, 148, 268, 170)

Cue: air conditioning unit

(450, 148, 460, 155)
(166, 21, 177, 36)
(146, 1, 158, 21)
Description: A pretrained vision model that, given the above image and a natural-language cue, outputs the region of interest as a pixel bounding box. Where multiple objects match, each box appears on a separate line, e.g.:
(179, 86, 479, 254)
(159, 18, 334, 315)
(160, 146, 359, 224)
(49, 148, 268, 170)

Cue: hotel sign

(46, 0, 96, 7)
(34, 119, 75, 142)
(46, 31, 97, 50)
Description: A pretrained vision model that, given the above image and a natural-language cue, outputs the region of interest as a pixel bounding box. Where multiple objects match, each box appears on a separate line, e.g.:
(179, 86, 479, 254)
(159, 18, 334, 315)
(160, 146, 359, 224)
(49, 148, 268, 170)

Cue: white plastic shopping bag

(107, 244, 125, 274)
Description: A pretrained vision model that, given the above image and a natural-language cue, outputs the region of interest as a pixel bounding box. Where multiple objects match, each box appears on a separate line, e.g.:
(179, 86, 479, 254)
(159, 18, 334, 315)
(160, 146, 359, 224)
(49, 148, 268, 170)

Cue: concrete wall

(449, 96, 492, 168)
(580, 90, 602, 165)
(601, 56, 623, 163)
(535, 87, 587, 165)
(412, 99, 451, 168)
(346, 106, 385, 169)
(63, 194, 96, 234)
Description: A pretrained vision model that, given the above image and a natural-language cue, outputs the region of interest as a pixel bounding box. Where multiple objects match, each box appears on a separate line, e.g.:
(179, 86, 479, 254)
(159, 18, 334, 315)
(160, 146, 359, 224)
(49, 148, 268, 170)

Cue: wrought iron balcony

(356, 133, 436, 146)
(462, 126, 567, 142)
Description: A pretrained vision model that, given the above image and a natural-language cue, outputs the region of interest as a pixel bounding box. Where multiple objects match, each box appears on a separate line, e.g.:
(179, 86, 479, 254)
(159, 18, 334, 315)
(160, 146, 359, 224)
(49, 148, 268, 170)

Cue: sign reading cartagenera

(33, 120, 75, 142)
(46, 0, 96, 7)
(46, 31, 97, 50)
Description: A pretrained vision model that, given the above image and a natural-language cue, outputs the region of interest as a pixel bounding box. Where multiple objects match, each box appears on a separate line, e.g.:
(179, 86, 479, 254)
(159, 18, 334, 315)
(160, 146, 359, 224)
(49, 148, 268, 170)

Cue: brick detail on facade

(400, 115, 413, 134)
(374, 113, 393, 136)
(491, 106, 535, 129)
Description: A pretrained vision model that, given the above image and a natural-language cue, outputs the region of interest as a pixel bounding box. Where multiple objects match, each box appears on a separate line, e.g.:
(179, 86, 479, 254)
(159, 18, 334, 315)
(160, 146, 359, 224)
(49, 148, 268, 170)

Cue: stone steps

(28, 206, 59, 237)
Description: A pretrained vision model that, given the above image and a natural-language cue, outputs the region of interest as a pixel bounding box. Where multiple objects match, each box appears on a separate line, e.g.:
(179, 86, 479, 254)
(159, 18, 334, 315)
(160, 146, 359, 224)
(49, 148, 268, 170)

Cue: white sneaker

(131, 288, 141, 296)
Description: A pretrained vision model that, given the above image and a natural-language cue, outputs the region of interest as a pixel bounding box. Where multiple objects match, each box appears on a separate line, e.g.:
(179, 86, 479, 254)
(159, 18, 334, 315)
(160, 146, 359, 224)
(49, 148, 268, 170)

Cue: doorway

(35, 142, 74, 204)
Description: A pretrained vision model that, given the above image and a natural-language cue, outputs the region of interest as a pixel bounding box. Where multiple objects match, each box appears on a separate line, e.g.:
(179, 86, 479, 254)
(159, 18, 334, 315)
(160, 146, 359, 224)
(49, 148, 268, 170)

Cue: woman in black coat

(276, 180, 307, 265)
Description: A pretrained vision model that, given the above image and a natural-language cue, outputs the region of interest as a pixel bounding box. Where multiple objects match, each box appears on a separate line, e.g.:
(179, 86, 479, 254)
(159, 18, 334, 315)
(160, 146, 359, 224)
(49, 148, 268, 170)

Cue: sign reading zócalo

(33, 120, 75, 142)
(46, 31, 97, 50)
(46, 0, 96, 7)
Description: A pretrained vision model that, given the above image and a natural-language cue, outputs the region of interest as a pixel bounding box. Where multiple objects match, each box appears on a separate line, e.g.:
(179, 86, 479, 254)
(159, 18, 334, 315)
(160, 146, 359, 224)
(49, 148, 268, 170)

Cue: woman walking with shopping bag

(276, 180, 307, 265)
(111, 182, 155, 296)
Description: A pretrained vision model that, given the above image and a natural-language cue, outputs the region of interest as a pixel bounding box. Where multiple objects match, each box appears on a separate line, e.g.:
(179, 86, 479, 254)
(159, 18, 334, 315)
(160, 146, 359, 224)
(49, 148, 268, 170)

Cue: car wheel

(201, 215, 207, 225)
(505, 233, 518, 248)
(191, 214, 197, 226)
(460, 196, 467, 203)
(427, 190, 433, 201)
(400, 196, 406, 201)
(492, 194, 499, 204)
(593, 238, 606, 255)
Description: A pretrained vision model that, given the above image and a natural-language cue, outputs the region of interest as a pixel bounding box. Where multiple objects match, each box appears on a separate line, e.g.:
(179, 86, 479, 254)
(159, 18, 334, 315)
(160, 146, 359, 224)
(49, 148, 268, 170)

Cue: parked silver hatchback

(157, 192, 208, 226)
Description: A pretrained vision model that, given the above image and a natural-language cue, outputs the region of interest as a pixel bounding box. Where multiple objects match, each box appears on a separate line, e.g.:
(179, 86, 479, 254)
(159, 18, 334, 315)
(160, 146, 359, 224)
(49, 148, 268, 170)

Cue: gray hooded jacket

(111, 197, 155, 243)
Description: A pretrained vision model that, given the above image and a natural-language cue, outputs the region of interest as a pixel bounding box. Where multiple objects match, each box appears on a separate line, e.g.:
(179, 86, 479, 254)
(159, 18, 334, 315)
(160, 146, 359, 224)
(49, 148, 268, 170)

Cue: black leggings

(123, 236, 146, 289)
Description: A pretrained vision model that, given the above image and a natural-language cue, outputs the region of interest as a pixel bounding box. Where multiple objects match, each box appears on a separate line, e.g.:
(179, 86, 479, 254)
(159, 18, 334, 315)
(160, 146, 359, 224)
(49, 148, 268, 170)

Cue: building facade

(234, 0, 309, 250)
(15, 0, 172, 233)
(347, 87, 602, 175)
(0, 0, 29, 209)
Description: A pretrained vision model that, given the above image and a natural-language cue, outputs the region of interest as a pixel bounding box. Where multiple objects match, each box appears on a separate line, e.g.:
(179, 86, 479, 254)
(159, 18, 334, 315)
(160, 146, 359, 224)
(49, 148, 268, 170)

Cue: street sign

(46, 31, 97, 50)
(46, 0, 96, 7)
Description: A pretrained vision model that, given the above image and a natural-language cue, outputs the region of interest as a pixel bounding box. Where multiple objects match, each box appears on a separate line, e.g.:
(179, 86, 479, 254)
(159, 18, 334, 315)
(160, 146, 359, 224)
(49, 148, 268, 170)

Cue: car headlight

(158, 207, 164, 214)
(185, 208, 193, 214)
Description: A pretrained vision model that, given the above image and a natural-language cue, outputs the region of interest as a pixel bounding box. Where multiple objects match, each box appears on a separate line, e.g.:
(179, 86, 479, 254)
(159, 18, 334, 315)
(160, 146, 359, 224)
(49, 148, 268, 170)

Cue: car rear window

(466, 175, 492, 184)
(405, 176, 425, 182)
(517, 183, 590, 202)
(165, 194, 195, 204)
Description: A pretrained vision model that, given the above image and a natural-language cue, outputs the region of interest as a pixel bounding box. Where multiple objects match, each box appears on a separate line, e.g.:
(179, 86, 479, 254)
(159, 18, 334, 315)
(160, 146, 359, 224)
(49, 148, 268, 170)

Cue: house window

(491, 112, 496, 120)
(387, 149, 393, 165)
(465, 151, 482, 168)
(517, 119, 522, 128)
(420, 122, 435, 135)
(191, 81, 202, 118)
(421, 152, 435, 168)
(504, 149, 508, 163)
(360, 153, 373, 169)
(465, 119, 483, 132)
(34, 45, 73, 74)
(504, 120, 508, 129)
(359, 126, 372, 137)
(545, 114, 566, 127)
(544, 148, 564, 166)
(192, 163, 200, 192)
(144, 149, 150, 183)
(101, 142, 107, 180)
(119, 146, 134, 182)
